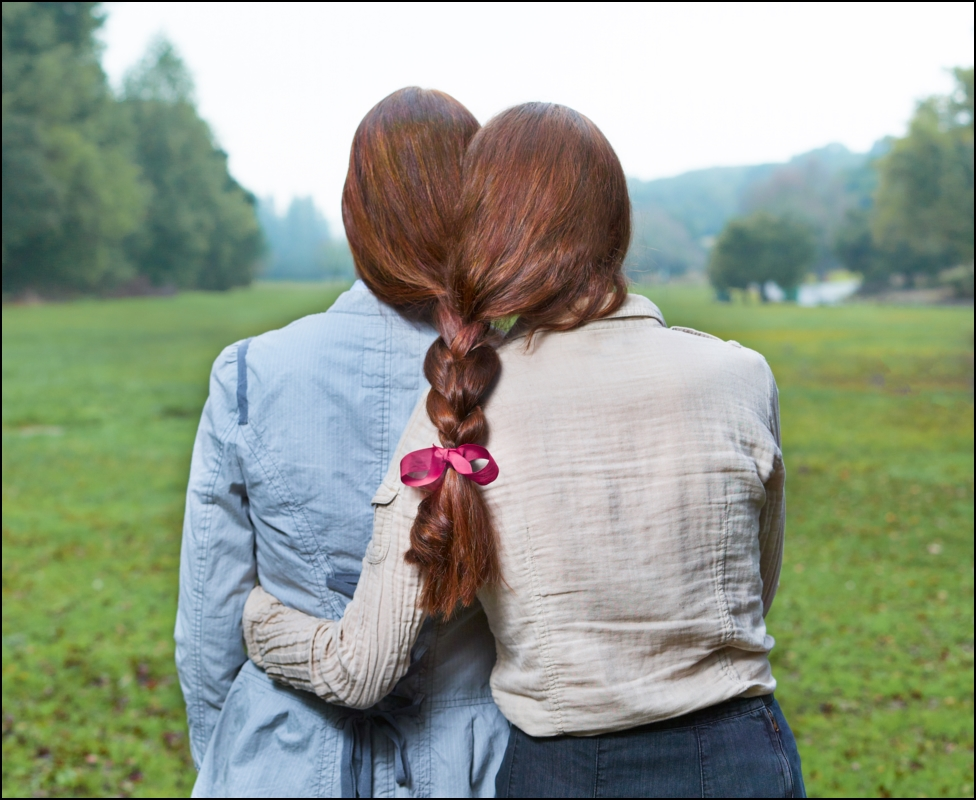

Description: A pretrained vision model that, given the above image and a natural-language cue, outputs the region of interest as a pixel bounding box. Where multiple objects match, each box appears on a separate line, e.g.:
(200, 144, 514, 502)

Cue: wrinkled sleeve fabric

(174, 344, 256, 768)
(243, 396, 433, 710)
(758, 363, 785, 617)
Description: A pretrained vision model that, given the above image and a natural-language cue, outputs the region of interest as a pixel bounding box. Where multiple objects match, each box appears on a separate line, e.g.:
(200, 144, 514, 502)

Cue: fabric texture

(244, 292, 786, 739)
(175, 281, 509, 797)
(494, 694, 806, 798)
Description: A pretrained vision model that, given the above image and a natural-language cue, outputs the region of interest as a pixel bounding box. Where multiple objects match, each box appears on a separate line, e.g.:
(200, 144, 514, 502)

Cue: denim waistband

(600, 694, 775, 738)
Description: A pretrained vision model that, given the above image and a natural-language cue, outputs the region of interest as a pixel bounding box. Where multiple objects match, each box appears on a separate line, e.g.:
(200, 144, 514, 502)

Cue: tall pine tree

(123, 38, 263, 290)
(2, 2, 145, 293)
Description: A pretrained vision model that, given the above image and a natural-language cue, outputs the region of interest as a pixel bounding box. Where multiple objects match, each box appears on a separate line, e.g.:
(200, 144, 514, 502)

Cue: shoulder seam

(236, 339, 252, 425)
(670, 326, 721, 341)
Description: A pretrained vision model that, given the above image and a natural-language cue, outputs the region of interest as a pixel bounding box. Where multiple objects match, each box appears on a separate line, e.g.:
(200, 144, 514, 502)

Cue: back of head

(453, 102, 631, 329)
(342, 87, 479, 322)
(408, 102, 631, 616)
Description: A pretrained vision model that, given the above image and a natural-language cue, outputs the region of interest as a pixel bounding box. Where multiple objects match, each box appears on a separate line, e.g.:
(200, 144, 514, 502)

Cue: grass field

(2, 283, 973, 798)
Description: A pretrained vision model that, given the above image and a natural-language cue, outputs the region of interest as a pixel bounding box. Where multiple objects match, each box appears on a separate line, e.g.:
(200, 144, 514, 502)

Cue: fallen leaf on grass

(163, 730, 184, 750)
(16, 426, 64, 437)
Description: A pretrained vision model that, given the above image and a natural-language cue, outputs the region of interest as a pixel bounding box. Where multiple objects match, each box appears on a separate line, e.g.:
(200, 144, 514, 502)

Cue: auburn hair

(406, 103, 631, 616)
(342, 87, 479, 322)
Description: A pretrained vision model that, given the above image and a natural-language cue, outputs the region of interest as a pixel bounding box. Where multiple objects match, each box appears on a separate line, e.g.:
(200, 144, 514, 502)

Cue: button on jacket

(245, 293, 786, 738)
(175, 282, 509, 797)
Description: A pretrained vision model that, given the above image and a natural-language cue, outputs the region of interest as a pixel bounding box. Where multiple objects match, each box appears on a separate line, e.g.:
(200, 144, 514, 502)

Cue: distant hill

(630, 163, 778, 241)
(256, 144, 885, 283)
(626, 142, 885, 279)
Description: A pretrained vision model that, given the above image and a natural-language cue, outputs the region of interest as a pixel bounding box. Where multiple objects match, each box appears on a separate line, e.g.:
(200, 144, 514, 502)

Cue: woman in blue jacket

(175, 87, 509, 798)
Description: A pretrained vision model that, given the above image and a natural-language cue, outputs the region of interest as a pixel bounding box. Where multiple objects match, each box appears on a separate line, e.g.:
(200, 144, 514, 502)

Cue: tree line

(626, 143, 875, 281)
(257, 197, 354, 282)
(2, 2, 262, 296)
(707, 68, 973, 298)
(4, 3, 970, 298)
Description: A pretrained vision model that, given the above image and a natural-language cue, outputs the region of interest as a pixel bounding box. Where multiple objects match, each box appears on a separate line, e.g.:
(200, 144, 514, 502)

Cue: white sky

(99, 2, 975, 232)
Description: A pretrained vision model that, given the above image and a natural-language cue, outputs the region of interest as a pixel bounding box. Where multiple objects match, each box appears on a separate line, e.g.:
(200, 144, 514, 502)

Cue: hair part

(341, 87, 479, 322)
(407, 103, 631, 616)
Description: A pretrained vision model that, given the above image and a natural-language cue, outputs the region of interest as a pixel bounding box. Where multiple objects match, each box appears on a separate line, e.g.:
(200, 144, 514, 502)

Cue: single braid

(406, 302, 502, 616)
(405, 103, 631, 615)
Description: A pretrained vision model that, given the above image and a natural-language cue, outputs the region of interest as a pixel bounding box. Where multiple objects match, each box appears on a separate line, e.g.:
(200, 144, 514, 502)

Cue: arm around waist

(244, 397, 434, 709)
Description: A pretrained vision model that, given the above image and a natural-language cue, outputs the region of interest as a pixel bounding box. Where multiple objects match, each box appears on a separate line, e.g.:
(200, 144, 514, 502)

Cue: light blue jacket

(175, 282, 509, 797)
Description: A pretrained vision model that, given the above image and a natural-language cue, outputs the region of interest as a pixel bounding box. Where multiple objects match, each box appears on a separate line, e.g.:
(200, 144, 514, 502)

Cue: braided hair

(406, 103, 631, 616)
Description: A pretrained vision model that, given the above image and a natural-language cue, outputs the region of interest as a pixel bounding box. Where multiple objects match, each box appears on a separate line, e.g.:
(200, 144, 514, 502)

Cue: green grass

(2, 283, 973, 798)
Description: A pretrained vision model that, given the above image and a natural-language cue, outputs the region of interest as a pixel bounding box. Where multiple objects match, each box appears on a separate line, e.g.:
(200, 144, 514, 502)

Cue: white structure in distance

(762, 280, 862, 306)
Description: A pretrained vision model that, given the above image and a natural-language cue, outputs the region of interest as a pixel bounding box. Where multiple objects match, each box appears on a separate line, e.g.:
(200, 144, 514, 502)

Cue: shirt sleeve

(243, 395, 434, 709)
(758, 364, 785, 617)
(174, 344, 256, 768)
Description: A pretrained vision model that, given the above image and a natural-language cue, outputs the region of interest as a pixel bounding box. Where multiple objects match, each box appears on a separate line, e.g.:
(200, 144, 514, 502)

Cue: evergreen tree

(2, 1, 146, 293)
(257, 196, 356, 281)
(258, 196, 331, 280)
(122, 39, 263, 290)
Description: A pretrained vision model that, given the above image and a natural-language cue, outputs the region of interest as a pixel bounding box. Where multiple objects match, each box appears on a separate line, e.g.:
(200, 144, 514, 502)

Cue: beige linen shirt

(245, 294, 785, 736)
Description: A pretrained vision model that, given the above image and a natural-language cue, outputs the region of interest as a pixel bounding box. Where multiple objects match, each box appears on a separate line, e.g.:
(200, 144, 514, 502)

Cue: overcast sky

(99, 2, 975, 231)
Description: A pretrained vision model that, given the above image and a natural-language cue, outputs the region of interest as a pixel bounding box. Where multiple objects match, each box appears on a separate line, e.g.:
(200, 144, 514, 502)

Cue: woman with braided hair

(175, 87, 509, 797)
(244, 103, 806, 797)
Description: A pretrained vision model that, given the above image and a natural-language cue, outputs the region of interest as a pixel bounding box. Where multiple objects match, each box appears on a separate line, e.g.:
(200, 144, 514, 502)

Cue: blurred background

(2, 2, 973, 797)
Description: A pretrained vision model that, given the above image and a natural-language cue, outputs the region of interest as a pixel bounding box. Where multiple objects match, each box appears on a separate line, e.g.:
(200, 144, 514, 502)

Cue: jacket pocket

(366, 483, 400, 564)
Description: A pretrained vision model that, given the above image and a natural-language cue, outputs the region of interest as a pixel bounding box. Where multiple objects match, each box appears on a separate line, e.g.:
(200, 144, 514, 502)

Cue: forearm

(244, 396, 437, 708)
(245, 482, 426, 708)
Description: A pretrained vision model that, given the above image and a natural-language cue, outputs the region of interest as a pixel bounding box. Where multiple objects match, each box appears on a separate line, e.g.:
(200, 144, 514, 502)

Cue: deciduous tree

(708, 213, 816, 300)
(871, 68, 974, 281)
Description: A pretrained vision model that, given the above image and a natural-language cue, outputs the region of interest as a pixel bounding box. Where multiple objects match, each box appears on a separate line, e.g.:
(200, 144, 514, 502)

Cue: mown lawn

(2, 283, 973, 798)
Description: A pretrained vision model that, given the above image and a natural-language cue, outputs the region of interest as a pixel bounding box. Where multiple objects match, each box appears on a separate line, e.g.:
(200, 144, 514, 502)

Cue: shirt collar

(601, 293, 667, 327)
(505, 292, 667, 341)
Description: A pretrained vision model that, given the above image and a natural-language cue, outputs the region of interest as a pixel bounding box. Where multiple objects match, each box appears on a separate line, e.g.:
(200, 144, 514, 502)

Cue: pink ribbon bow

(400, 444, 499, 487)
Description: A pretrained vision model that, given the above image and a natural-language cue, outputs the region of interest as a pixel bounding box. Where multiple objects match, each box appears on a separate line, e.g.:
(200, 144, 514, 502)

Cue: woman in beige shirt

(243, 103, 806, 797)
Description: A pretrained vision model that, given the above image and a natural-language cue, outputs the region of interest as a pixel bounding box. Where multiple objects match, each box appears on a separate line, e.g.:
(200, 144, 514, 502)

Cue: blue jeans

(495, 694, 805, 798)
